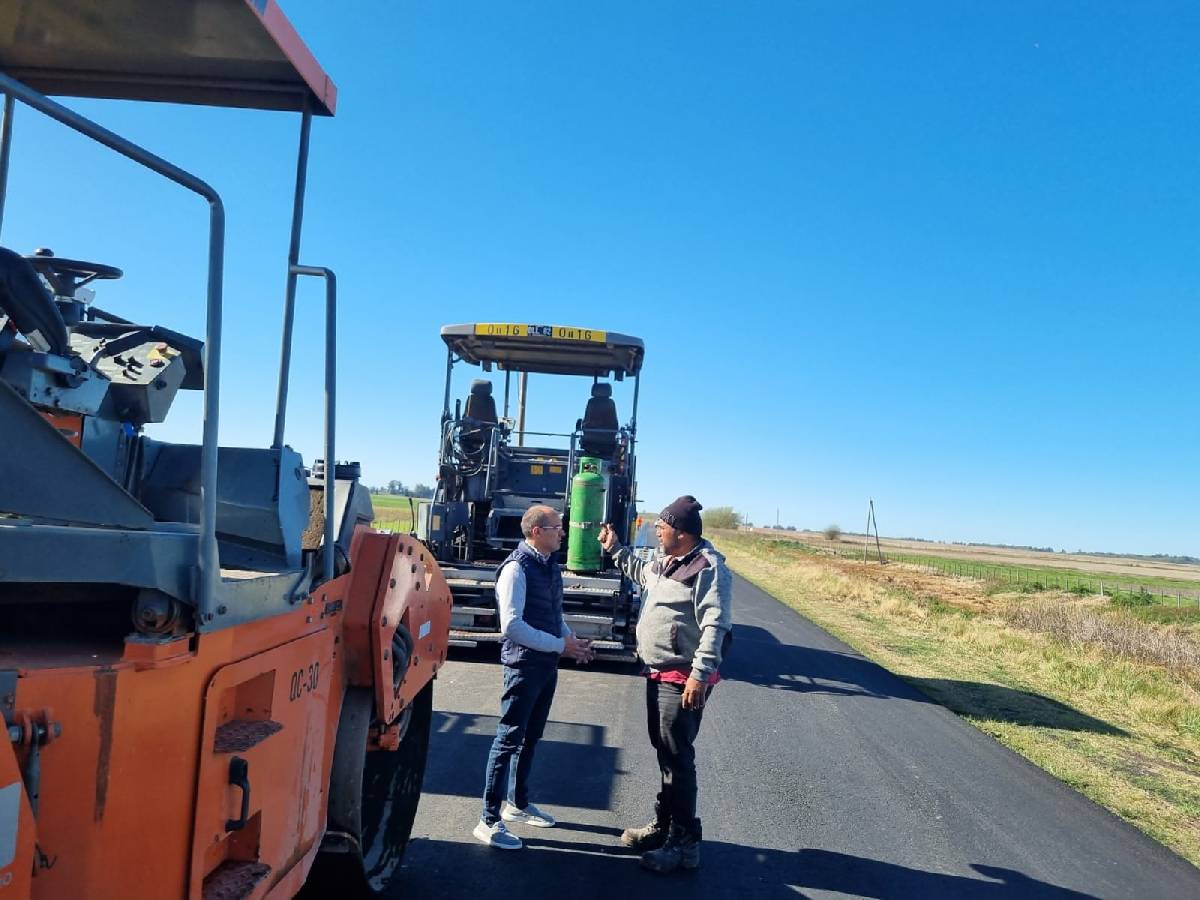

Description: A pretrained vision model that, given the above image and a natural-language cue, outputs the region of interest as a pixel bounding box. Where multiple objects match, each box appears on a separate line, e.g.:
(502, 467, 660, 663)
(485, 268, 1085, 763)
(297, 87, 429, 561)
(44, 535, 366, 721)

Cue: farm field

(747, 528, 1200, 606)
(370, 493, 418, 532)
(748, 527, 1200, 583)
(715, 530, 1200, 867)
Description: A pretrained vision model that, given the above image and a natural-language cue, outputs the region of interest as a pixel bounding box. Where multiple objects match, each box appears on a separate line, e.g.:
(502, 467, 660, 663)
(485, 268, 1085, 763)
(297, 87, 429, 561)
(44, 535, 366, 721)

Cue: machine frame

(0, 4, 449, 898)
(419, 321, 646, 658)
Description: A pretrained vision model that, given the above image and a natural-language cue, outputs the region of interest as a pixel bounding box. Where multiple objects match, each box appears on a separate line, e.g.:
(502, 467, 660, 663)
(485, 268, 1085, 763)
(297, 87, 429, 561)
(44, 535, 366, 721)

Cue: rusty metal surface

(201, 860, 271, 900)
(0, 0, 336, 115)
(213, 719, 283, 754)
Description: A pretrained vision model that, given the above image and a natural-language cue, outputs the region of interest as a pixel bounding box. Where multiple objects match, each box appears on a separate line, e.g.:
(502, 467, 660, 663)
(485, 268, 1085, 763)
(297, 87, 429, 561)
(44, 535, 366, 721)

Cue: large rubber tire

(298, 681, 434, 898)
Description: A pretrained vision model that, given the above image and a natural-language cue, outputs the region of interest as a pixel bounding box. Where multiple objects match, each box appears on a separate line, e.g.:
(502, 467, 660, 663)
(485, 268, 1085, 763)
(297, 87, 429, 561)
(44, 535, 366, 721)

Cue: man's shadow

(400, 836, 1100, 899)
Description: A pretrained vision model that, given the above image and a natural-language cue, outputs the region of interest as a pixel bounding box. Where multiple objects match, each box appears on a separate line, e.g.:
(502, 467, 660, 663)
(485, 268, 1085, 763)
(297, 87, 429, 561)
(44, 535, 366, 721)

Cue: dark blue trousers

(646, 678, 711, 833)
(481, 659, 558, 825)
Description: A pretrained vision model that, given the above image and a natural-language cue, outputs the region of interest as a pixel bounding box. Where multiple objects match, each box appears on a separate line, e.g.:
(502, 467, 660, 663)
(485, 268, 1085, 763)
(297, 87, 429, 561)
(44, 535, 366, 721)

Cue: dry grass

(1001, 600, 1200, 674)
(714, 531, 1200, 866)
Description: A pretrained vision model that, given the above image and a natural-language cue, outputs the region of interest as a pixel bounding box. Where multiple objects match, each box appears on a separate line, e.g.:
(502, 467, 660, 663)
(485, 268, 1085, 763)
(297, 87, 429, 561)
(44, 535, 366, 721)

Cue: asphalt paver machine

(0, 4, 450, 898)
(417, 323, 644, 660)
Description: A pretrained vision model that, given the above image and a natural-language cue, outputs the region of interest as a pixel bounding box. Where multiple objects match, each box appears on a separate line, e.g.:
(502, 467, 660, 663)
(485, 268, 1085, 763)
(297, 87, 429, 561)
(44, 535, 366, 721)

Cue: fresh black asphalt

(392, 574, 1200, 898)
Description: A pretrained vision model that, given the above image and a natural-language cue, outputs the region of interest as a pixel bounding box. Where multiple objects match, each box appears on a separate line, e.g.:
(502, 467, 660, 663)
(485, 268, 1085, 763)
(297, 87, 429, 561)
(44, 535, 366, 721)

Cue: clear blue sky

(4, 2, 1198, 555)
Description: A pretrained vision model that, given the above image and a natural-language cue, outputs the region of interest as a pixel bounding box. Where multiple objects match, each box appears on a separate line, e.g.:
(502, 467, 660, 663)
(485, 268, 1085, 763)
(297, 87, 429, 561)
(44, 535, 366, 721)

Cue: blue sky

(3, 2, 1198, 555)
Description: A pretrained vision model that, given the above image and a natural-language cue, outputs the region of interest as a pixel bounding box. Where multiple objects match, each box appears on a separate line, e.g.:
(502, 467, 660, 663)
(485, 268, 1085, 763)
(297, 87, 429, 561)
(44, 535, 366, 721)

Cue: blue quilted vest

(498, 542, 564, 666)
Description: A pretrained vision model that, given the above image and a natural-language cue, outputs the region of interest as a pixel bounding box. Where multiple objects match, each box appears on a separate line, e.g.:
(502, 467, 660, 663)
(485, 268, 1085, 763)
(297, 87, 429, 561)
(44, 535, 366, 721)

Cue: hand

(562, 633, 594, 665)
(681, 677, 706, 710)
(597, 523, 619, 553)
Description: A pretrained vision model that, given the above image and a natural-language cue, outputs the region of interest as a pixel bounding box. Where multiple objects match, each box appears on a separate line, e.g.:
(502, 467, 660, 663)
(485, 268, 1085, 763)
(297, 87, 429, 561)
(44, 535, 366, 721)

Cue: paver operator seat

(459, 378, 498, 456)
(580, 381, 618, 458)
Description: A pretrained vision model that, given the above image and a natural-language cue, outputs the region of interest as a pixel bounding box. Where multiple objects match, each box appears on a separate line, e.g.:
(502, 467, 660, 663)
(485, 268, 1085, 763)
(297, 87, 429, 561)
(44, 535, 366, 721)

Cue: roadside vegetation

(370, 493, 418, 532)
(714, 531, 1200, 867)
(883, 550, 1200, 606)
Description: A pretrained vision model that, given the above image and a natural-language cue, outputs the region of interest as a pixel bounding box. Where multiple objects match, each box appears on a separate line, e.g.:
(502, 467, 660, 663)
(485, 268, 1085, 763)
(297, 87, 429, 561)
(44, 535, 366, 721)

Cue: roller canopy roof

(0, 0, 336, 116)
(441, 323, 645, 378)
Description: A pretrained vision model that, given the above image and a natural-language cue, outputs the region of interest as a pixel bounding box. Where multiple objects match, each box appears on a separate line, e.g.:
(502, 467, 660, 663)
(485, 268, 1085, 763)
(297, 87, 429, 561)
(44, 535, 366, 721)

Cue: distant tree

(702, 506, 742, 529)
(823, 524, 842, 542)
(386, 479, 407, 495)
(411, 483, 434, 499)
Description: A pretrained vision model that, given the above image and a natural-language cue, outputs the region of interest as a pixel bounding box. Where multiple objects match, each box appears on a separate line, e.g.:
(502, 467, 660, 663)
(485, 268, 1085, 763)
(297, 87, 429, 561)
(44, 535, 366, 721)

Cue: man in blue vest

(474, 504, 594, 850)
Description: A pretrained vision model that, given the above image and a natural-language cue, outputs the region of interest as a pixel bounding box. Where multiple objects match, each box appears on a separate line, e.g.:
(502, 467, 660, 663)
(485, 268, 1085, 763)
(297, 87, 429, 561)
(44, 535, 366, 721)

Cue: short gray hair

(521, 505, 559, 538)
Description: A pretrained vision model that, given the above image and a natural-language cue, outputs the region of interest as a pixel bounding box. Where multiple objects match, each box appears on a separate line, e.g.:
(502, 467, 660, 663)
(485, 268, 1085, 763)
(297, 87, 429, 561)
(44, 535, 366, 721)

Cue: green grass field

(370, 493, 418, 532)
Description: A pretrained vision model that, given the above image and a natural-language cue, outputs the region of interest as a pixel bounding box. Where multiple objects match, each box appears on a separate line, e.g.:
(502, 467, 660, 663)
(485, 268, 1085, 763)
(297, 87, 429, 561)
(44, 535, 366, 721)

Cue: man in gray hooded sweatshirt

(598, 495, 733, 874)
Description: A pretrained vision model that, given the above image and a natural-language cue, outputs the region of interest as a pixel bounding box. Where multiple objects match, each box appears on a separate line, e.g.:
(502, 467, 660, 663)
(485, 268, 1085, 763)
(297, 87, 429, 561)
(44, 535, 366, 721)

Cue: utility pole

(864, 499, 884, 563)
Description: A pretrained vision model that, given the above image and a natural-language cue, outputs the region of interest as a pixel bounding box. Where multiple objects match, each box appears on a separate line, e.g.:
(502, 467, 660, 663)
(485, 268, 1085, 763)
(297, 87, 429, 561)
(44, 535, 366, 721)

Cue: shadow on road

(723, 623, 933, 701)
(905, 677, 1126, 735)
(724, 624, 1124, 735)
(399, 837, 1099, 899)
(421, 711, 622, 810)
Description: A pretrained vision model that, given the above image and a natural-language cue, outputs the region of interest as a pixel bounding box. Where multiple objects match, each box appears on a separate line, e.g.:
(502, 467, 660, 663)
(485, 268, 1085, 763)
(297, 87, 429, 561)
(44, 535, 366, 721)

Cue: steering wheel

(25, 249, 123, 295)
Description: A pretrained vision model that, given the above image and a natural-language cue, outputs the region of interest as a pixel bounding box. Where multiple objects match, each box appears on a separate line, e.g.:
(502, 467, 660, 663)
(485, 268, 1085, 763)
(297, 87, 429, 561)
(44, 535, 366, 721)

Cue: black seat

(463, 379, 497, 425)
(580, 382, 618, 458)
(459, 379, 497, 456)
(0, 247, 69, 355)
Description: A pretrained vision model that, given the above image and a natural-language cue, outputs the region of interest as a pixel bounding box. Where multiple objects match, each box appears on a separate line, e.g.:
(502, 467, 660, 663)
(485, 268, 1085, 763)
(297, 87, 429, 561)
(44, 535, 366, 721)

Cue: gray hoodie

(612, 539, 733, 682)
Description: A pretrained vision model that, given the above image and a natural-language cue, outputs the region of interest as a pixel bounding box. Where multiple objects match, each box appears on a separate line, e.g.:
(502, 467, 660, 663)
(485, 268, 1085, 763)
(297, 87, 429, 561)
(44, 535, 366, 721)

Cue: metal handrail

(0, 75, 227, 620)
(288, 264, 338, 584)
(271, 101, 312, 450)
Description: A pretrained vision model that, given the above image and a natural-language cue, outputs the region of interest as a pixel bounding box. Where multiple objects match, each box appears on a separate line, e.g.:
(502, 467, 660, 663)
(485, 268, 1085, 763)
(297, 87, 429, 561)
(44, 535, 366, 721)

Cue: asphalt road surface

(393, 574, 1200, 899)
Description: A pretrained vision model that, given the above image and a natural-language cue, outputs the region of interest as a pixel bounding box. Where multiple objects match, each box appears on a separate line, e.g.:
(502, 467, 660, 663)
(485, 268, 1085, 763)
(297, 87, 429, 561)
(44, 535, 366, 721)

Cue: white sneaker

(473, 819, 523, 849)
(500, 800, 557, 828)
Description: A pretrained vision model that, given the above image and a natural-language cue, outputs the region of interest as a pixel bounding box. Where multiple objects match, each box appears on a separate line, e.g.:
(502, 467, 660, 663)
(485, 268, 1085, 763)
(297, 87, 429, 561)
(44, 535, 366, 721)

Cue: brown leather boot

(620, 805, 670, 852)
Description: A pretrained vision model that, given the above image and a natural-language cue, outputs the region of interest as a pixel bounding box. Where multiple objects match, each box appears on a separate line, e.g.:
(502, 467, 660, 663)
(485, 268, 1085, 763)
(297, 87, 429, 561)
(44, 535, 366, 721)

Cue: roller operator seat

(580, 382, 618, 458)
(459, 378, 498, 455)
(0, 247, 69, 355)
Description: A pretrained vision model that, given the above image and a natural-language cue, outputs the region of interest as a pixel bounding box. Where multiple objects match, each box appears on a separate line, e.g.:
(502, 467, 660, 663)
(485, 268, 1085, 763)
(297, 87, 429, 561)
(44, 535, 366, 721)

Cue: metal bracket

(0, 669, 15, 727)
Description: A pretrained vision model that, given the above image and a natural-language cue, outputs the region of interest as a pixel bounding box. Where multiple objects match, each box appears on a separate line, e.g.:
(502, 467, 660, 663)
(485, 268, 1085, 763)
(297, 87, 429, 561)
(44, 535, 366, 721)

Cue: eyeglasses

(538, 524, 564, 532)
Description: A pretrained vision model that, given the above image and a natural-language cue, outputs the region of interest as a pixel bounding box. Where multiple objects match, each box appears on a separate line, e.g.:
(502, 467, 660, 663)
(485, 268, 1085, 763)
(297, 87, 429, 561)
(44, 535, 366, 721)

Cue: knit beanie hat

(660, 495, 703, 537)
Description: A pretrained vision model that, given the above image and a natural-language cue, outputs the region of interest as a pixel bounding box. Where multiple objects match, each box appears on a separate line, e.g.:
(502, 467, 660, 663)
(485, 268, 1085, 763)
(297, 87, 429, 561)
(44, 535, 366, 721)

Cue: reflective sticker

(549, 465, 563, 474)
(0, 782, 18, 869)
(418, 621, 431, 640)
(472, 323, 607, 343)
(530, 465, 544, 475)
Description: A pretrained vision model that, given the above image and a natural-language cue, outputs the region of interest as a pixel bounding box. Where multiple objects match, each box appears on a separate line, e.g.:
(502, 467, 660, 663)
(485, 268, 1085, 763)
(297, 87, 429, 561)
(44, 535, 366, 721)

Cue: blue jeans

(481, 659, 559, 825)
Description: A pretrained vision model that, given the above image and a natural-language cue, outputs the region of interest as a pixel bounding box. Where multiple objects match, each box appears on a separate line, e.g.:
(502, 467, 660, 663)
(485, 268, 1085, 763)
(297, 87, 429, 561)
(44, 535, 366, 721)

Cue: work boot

(640, 821, 701, 873)
(620, 804, 670, 852)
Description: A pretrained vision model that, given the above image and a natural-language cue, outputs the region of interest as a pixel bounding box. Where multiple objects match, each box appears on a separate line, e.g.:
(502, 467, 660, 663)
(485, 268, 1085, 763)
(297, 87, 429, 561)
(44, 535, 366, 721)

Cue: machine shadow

(722, 623, 934, 701)
(904, 677, 1126, 735)
(723, 624, 1123, 734)
(397, 839, 1099, 899)
(421, 711, 622, 810)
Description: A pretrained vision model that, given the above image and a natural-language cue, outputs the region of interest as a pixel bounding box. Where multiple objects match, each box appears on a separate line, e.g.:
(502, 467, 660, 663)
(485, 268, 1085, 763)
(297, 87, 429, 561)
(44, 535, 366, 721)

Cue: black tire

(298, 681, 434, 898)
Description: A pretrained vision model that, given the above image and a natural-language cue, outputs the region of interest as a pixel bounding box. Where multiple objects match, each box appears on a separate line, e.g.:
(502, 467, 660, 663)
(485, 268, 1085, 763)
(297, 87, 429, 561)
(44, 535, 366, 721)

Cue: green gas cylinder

(566, 456, 605, 572)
